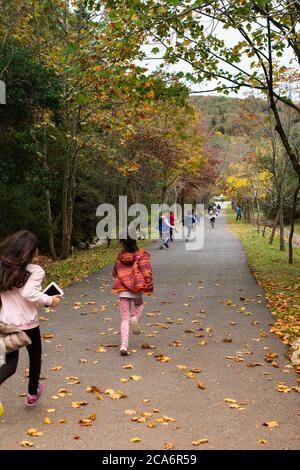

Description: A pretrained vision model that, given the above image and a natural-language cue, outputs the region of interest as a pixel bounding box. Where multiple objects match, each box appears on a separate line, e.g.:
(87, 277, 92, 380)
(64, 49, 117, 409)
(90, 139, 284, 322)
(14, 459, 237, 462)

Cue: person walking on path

(112, 234, 153, 355)
(159, 213, 175, 249)
(209, 209, 217, 229)
(169, 211, 175, 242)
(184, 211, 195, 241)
(236, 205, 242, 221)
(0, 231, 61, 416)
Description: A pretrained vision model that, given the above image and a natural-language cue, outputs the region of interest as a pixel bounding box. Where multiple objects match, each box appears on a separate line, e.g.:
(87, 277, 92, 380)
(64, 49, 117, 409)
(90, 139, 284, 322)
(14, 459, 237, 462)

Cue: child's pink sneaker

(26, 382, 45, 407)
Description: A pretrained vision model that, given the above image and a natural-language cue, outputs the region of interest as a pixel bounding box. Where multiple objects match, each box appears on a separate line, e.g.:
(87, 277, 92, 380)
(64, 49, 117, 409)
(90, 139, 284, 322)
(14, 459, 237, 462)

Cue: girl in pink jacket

(0, 231, 61, 415)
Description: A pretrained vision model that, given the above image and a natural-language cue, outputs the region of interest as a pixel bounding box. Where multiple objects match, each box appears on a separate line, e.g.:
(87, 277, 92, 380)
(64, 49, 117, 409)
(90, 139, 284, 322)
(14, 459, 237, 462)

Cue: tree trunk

(161, 185, 167, 204)
(250, 201, 255, 226)
(45, 189, 57, 260)
(256, 197, 261, 234)
(60, 147, 76, 259)
(288, 183, 300, 264)
(180, 190, 185, 225)
(269, 208, 280, 245)
(279, 193, 285, 251)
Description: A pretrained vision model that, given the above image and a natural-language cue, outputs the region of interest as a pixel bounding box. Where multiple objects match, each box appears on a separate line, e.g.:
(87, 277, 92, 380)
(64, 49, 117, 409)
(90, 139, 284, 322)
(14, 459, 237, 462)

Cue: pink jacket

(0, 264, 53, 330)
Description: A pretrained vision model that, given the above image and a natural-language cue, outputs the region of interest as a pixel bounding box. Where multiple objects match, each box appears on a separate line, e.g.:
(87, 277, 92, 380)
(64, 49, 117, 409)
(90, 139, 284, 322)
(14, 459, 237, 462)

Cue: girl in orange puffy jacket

(112, 234, 153, 355)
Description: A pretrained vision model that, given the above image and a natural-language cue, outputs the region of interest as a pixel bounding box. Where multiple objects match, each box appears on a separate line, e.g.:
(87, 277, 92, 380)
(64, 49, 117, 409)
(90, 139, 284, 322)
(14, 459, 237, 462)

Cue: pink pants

(119, 297, 144, 348)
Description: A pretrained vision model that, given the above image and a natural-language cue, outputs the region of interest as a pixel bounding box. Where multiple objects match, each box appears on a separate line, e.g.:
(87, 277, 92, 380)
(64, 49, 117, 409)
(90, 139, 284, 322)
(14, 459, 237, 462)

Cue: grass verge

(226, 210, 300, 350)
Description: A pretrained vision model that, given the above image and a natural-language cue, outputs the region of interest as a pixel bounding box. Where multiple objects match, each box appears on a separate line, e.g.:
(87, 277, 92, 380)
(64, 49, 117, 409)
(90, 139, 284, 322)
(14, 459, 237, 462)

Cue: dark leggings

(0, 326, 42, 395)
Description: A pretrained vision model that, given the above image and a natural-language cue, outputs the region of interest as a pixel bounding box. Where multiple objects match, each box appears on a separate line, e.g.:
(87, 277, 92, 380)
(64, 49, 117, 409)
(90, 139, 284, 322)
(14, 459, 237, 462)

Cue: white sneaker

(131, 316, 141, 335)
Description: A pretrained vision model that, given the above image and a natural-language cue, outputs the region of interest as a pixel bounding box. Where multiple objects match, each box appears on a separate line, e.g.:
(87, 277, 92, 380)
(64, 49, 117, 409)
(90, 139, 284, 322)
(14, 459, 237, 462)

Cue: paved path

(0, 214, 299, 450)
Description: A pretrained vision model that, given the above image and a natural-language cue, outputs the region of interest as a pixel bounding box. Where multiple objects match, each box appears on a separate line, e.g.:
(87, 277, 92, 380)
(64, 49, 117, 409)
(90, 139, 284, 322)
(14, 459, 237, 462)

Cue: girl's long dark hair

(120, 232, 139, 253)
(0, 231, 38, 292)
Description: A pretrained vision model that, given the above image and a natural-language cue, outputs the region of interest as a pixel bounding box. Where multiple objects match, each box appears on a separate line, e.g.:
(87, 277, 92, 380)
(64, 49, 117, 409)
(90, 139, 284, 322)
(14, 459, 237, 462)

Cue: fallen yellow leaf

(20, 440, 35, 448)
(259, 439, 267, 445)
(197, 381, 205, 390)
(125, 409, 137, 416)
(129, 437, 142, 443)
(154, 354, 171, 363)
(27, 428, 43, 437)
(71, 401, 88, 408)
(263, 421, 279, 428)
(164, 442, 174, 449)
(192, 438, 209, 446)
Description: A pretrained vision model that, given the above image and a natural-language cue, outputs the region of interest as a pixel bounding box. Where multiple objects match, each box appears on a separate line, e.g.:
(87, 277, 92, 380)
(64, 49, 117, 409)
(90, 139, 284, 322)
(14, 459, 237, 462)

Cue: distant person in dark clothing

(236, 205, 242, 221)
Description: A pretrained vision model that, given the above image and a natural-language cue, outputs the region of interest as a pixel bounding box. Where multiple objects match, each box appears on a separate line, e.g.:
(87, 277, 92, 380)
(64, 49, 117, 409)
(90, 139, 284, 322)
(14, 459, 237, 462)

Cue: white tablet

(43, 282, 64, 297)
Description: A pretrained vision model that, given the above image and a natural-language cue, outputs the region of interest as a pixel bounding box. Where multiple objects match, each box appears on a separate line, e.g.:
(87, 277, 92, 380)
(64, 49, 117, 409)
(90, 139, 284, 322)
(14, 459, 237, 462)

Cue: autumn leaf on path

(154, 416, 176, 423)
(125, 409, 137, 416)
(223, 337, 232, 343)
(197, 381, 205, 390)
(185, 371, 195, 379)
(265, 352, 278, 363)
(79, 413, 97, 427)
(44, 417, 52, 425)
(142, 343, 156, 349)
(27, 428, 43, 437)
(104, 389, 127, 400)
(71, 401, 88, 408)
(147, 422, 157, 428)
(263, 421, 279, 428)
(164, 442, 174, 449)
(192, 438, 209, 446)
(154, 354, 171, 363)
(86, 385, 102, 394)
(20, 441, 35, 448)
(42, 333, 54, 340)
(276, 382, 291, 393)
(131, 416, 146, 423)
(51, 365, 63, 371)
(130, 375, 143, 381)
(176, 364, 188, 370)
(129, 437, 142, 443)
(259, 439, 267, 445)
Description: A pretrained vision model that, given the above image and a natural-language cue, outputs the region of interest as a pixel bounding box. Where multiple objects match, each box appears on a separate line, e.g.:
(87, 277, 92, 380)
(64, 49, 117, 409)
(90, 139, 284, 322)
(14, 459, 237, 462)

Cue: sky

(138, 23, 296, 99)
